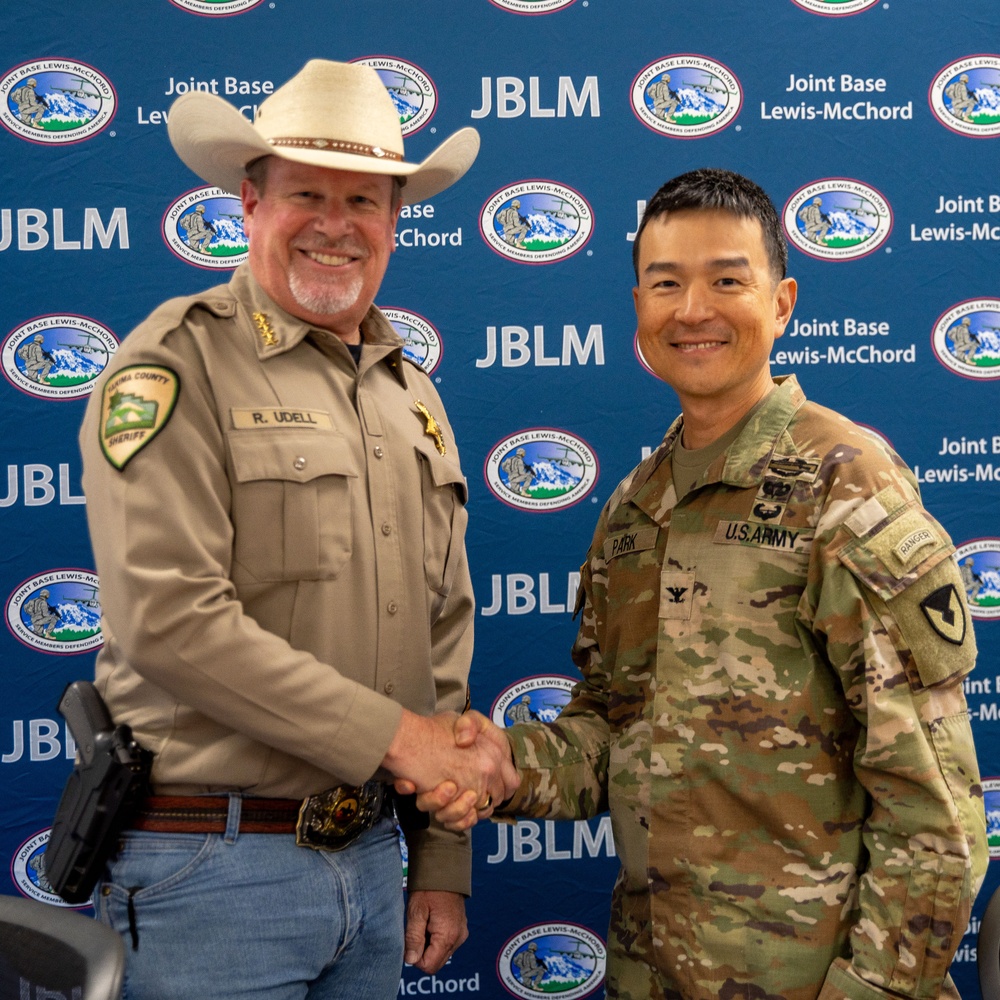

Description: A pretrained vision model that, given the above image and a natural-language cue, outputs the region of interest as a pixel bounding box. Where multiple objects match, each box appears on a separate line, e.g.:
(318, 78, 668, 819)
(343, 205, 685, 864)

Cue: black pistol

(45, 681, 152, 904)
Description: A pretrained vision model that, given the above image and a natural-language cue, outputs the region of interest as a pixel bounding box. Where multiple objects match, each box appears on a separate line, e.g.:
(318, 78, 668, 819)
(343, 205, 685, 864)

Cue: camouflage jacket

(500, 376, 986, 1000)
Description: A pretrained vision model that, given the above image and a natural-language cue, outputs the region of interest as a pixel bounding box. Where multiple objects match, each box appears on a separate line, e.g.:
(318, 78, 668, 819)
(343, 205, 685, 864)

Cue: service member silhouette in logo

(10, 77, 47, 128)
(414, 168, 987, 1000)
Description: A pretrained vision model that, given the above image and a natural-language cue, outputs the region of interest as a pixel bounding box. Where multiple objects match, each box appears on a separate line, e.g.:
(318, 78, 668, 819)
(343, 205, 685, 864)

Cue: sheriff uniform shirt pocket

(414, 440, 468, 599)
(227, 427, 357, 583)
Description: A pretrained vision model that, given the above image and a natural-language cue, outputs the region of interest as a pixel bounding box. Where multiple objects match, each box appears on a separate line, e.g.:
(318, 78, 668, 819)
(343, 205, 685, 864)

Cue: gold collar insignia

(253, 312, 279, 347)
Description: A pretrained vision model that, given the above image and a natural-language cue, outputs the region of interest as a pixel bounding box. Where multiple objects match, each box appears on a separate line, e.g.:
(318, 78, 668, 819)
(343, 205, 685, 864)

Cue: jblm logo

(0, 60, 116, 143)
(480, 182, 593, 264)
(485, 430, 598, 511)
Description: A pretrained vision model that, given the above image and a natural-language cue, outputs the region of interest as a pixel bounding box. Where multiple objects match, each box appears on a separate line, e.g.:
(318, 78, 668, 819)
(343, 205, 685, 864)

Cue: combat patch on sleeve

(885, 561, 976, 687)
(919, 584, 967, 646)
(99, 365, 180, 470)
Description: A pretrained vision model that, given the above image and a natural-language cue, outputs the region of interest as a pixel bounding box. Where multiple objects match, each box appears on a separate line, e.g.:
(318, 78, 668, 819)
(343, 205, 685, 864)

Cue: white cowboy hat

(166, 59, 479, 204)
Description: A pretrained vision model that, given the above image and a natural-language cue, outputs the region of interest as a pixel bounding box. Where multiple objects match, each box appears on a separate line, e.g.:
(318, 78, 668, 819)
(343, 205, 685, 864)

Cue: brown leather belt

(131, 781, 390, 852)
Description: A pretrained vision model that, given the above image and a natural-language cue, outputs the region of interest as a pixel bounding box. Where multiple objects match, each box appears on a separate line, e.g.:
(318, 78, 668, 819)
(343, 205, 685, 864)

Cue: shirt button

(387, 601, 398, 614)
(381, 522, 392, 536)
(293, 456, 306, 471)
(384, 681, 395, 694)
(374, 446, 384, 459)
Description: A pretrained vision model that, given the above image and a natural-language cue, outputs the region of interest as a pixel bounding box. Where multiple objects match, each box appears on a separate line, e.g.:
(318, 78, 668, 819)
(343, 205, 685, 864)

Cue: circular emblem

(481, 182, 593, 264)
(163, 188, 248, 268)
(485, 429, 598, 511)
(168, 0, 265, 14)
(931, 299, 1000, 380)
(0, 60, 116, 144)
(498, 922, 606, 999)
(487, 0, 577, 12)
(382, 308, 443, 375)
(491, 676, 577, 727)
(983, 778, 1000, 859)
(954, 540, 1000, 620)
(6, 570, 103, 655)
(12, 830, 80, 907)
(354, 57, 436, 135)
(783, 179, 892, 261)
(2, 315, 118, 400)
(789, 0, 880, 13)
(929, 56, 1000, 138)
(630, 56, 742, 138)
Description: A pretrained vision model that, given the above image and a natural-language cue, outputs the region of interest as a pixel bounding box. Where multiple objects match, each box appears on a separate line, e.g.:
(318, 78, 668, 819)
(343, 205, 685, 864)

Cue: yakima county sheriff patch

(920, 583, 967, 645)
(100, 365, 179, 469)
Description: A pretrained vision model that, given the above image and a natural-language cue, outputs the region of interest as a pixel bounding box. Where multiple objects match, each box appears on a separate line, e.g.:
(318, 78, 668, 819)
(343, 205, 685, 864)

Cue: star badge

(414, 400, 446, 456)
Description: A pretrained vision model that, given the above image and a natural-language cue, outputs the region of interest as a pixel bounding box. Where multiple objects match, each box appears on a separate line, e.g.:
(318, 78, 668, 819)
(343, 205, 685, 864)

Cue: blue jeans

(94, 797, 404, 1000)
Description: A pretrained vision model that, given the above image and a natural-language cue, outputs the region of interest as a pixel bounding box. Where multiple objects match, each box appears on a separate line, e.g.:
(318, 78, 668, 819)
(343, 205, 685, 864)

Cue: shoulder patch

(920, 584, 967, 646)
(884, 560, 976, 688)
(839, 498, 952, 601)
(99, 365, 180, 470)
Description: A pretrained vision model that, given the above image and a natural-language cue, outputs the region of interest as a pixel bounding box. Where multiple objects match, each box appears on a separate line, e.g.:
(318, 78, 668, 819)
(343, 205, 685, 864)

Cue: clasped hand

(384, 710, 518, 831)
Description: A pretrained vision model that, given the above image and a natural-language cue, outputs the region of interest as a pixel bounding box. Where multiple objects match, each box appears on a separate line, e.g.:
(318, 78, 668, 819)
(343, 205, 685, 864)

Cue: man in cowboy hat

(78, 59, 516, 999)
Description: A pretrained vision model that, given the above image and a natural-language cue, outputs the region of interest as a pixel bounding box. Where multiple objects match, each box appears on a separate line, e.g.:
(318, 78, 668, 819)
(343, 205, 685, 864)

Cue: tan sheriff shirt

(79, 265, 473, 892)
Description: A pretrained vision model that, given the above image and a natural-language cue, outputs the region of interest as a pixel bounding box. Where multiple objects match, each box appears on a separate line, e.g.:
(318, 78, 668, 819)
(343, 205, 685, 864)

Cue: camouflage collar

(622, 376, 808, 508)
(716, 375, 807, 489)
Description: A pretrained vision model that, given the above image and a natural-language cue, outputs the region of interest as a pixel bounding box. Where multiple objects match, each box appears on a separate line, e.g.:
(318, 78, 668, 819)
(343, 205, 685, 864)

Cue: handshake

(383, 709, 520, 831)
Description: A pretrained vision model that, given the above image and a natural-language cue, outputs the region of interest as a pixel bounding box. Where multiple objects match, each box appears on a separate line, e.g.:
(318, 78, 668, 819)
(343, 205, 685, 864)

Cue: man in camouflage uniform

(798, 196, 831, 246)
(24, 589, 59, 637)
(948, 317, 980, 365)
(507, 695, 535, 724)
(502, 446, 535, 496)
(512, 942, 547, 991)
(11, 78, 47, 128)
(961, 557, 983, 604)
(648, 73, 680, 122)
(17, 334, 54, 383)
(498, 200, 530, 247)
(945, 74, 976, 122)
(179, 204, 215, 254)
(417, 169, 987, 1000)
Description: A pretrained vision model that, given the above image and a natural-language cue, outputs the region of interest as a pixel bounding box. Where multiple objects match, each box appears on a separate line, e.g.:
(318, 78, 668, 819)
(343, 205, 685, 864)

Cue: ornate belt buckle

(295, 781, 383, 852)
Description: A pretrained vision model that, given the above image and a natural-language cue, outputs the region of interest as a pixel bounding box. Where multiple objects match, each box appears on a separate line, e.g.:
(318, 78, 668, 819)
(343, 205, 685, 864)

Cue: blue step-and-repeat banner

(2, 2, 998, 997)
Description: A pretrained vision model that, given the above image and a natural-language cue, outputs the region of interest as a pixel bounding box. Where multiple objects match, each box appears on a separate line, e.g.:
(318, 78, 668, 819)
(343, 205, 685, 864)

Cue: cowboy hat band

(166, 59, 479, 204)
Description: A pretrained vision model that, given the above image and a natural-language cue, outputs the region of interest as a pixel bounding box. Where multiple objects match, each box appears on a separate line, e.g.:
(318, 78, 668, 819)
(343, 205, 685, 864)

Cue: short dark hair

(243, 155, 404, 207)
(631, 168, 788, 284)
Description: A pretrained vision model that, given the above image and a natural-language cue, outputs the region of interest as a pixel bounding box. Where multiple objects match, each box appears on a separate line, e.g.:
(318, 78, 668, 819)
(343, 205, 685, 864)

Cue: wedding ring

(478, 793, 493, 810)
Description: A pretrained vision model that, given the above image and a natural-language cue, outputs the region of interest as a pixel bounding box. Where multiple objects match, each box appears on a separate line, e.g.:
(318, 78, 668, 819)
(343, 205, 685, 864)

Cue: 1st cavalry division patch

(100, 365, 179, 470)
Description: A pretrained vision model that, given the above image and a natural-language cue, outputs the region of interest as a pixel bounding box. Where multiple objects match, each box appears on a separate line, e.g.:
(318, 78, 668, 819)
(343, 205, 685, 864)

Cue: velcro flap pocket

(838, 496, 951, 602)
(228, 428, 357, 484)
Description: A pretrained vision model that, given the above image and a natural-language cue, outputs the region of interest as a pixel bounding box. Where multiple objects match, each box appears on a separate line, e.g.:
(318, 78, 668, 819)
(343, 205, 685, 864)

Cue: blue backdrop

(2, 2, 998, 998)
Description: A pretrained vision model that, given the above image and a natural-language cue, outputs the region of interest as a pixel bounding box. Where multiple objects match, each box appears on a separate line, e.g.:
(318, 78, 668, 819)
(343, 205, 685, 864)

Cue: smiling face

(241, 159, 401, 343)
(633, 208, 796, 431)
